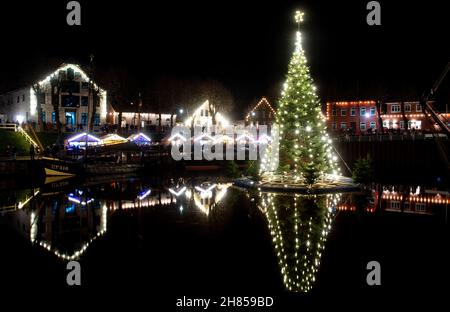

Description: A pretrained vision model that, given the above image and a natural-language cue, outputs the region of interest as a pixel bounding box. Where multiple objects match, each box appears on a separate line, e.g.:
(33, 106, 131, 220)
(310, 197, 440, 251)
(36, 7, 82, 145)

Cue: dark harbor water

(0, 175, 448, 308)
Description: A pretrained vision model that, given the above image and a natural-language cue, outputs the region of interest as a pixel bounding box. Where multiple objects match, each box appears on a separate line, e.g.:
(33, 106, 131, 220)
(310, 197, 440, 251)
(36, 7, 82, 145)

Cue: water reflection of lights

(68, 196, 94, 206)
(193, 183, 231, 216)
(169, 186, 187, 197)
(195, 184, 217, 199)
(114, 197, 175, 210)
(17, 189, 40, 209)
(36, 230, 107, 261)
(30, 200, 108, 260)
(138, 189, 152, 200)
(260, 192, 340, 292)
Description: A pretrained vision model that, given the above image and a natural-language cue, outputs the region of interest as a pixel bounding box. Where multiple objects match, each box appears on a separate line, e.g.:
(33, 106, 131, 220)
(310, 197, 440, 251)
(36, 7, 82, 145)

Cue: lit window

(370, 107, 376, 116)
(360, 107, 366, 116)
(404, 104, 411, 112)
(340, 122, 346, 129)
(81, 113, 87, 126)
(350, 107, 356, 116)
(416, 104, 422, 112)
(391, 105, 400, 113)
(390, 201, 401, 210)
(94, 114, 100, 126)
(400, 121, 405, 129)
(370, 121, 376, 129)
(415, 203, 426, 212)
(360, 122, 366, 131)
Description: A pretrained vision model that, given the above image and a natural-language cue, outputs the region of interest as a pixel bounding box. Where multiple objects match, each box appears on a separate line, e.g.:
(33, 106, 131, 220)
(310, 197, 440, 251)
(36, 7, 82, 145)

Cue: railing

(16, 127, 39, 148)
(0, 123, 17, 130)
(333, 133, 448, 142)
(4, 125, 41, 149)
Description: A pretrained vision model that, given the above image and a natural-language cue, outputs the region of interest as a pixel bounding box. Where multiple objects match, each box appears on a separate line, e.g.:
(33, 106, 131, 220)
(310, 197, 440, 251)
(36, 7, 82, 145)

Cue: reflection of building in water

(259, 192, 340, 292)
(380, 186, 448, 214)
(335, 185, 449, 215)
(7, 190, 107, 260)
(101, 182, 231, 218)
(192, 183, 231, 216)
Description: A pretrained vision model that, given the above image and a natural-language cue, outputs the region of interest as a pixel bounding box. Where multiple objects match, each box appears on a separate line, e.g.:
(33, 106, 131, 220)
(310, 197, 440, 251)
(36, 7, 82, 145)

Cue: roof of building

(245, 97, 276, 120)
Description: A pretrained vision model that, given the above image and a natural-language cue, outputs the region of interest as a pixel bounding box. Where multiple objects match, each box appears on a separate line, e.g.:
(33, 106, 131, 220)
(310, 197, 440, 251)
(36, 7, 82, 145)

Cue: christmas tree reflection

(259, 192, 340, 292)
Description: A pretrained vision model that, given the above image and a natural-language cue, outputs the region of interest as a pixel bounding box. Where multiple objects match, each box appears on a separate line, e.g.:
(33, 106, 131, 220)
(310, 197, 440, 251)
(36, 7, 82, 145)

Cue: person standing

(29, 144, 35, 160)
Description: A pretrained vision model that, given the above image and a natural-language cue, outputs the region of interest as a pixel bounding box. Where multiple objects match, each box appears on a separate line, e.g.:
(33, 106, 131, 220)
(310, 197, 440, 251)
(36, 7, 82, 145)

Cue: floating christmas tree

(261, 11, 340, 185)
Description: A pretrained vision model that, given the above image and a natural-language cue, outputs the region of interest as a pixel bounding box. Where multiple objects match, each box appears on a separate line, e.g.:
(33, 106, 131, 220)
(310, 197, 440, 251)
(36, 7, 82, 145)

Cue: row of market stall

(65, 132, 152, 150)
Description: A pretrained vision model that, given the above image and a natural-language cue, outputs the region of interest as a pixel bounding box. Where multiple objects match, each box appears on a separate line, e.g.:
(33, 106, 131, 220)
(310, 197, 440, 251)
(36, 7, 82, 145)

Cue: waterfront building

(326, 100, 450, 134)
(0, 63, 107, 132)
(325, 100, 380, 135)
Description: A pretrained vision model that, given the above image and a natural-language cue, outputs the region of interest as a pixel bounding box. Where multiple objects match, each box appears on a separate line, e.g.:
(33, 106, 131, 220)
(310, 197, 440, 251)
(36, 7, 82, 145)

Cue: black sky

(1, 0, 449, 113)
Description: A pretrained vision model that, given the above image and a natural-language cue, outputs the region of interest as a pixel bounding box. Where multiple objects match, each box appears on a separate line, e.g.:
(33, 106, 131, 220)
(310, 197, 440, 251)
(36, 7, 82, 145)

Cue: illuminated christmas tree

(261, 11, 340, 185)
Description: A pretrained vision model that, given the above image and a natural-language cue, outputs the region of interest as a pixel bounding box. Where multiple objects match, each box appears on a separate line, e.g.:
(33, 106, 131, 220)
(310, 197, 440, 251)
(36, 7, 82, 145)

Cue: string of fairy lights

(245, 97, 277, 121)
(260, 11, 341, 182)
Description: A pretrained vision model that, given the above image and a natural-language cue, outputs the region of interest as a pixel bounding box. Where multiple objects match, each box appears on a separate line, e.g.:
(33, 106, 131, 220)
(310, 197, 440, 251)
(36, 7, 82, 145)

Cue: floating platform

(234, 176, 360, 194)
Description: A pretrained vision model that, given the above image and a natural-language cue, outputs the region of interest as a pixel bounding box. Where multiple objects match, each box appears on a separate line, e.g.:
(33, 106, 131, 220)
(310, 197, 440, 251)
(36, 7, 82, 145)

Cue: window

(360, 107, 366, 116)
(94, 114, 100, 126)
(81, 113, 87, 126)
(81, 96, 88, 106)
(332, 122, 337, 130)
(350, 107, 356, 116)
(52, 112, 56, 124)
(340, 122, 347, 130)
(61, 81, 80, 94)
(391, 105, 400, 113)
(400, 121, 405, 129)
(341, 109, 347, 116)
(17, 96, 20, 103)
(404, 104, 411, 112)
(22, 94, 26, 101)
(415, 203, 426, 212)
(370, 121, 376, 129)
(61, 95, 80, 107)
(370, 107, 376, 116)
(360, 122, 366, 131)
(416, 104, 422, 112)
(38, 93, 45, 104)
(390, 201, 401, 210)
(332, 108, 337, 116)
(81, 82, 90, 91)
(41, 111, 46, 123)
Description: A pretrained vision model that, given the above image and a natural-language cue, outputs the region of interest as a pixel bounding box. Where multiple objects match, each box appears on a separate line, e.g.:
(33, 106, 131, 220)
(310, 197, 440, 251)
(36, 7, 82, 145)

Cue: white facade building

(0, 63, 107, 130)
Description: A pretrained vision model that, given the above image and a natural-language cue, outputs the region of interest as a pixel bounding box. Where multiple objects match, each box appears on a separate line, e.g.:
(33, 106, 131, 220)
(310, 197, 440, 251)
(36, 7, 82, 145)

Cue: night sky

(1, 0, 449, 116)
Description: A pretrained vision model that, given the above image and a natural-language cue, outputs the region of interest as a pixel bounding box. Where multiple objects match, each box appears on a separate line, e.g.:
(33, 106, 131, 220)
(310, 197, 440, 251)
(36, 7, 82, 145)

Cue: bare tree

(193, 79, 233, 126)
(32, 83, 44, 132)
(89, 85, 101, 132)
(50, 75, 62, 133)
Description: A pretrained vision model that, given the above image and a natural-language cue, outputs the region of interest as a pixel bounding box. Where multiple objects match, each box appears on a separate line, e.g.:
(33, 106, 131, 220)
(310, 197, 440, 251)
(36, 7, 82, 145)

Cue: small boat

(42, 157, 143, 176)
(42, 157, 80, 176)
